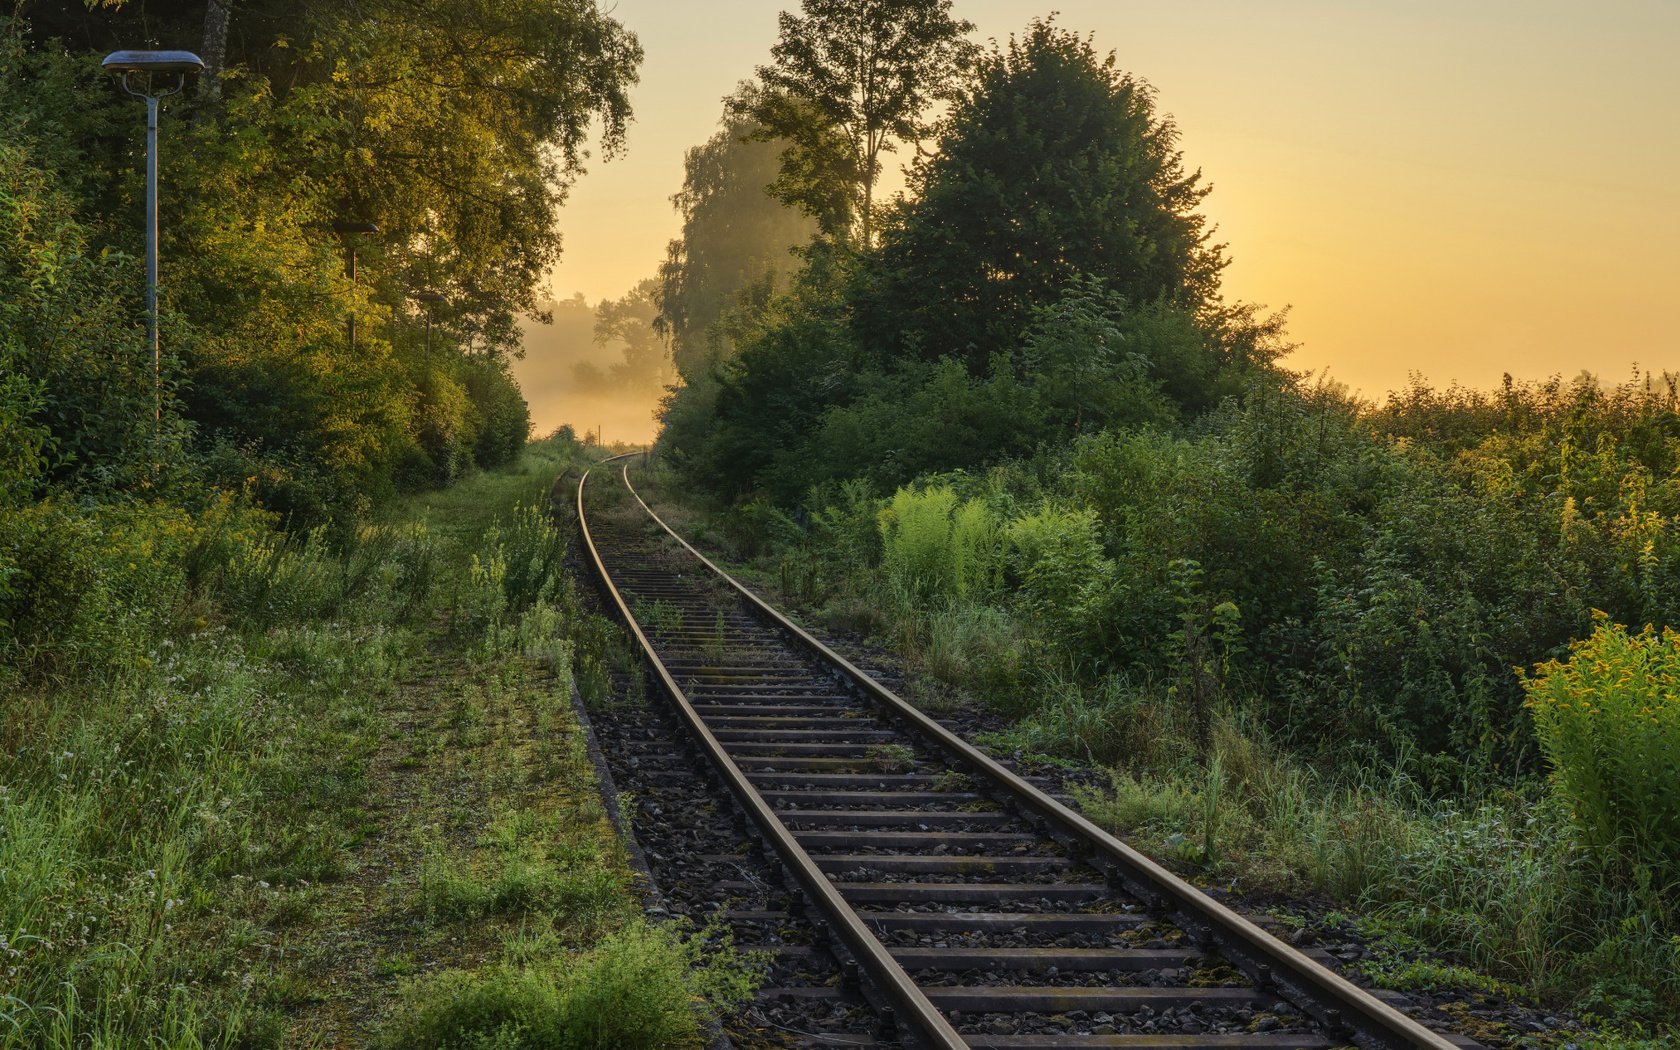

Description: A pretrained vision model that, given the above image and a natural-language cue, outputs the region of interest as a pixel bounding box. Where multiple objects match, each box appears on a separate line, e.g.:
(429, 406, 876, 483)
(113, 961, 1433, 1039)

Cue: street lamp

(102, 49, 204, 441)
(413, 291, 446, 354)
(331, 220, 380, 351)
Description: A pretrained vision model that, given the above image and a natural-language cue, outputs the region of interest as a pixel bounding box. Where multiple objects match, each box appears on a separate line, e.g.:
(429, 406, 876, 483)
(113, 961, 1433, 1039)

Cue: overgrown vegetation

(382, 921, 756, 1050)
(641, 7, 1680, 1039)
(0, 437, 749, 1046)
(649, 370, 1680, 1034)
(2, 2, 640, 518)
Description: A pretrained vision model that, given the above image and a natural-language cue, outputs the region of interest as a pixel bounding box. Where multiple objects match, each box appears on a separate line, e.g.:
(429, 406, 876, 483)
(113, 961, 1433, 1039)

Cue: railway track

(578, 455, 1471, 1050)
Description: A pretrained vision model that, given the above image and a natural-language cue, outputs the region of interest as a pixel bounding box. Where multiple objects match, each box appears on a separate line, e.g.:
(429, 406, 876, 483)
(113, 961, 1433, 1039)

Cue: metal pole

(103, 52, 203, 471)
(145, 92, 160, 440)
(347, 246, 357, 351)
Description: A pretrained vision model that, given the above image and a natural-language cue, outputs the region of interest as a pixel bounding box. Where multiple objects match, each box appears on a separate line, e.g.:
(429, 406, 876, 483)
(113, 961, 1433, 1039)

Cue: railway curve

(577, 454, 1475, 1050)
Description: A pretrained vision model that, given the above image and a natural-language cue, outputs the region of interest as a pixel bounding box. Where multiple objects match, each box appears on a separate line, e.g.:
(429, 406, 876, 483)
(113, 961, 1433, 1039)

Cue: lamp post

(413, 291, 446, 354)
(331, 220, 379, 351)
(101, 50, 204, 443)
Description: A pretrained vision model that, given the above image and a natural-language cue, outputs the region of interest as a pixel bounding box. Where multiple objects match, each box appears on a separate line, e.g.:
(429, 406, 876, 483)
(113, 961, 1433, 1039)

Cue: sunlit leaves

(744, 0, 976, 246)
(1524, 617, 1680, 895)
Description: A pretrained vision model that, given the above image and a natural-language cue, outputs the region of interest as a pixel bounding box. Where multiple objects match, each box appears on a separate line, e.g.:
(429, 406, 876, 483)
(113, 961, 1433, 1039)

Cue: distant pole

(332, 221, 380, 351)
(414, 290, 446, 354)
(103, 50, 203, 457)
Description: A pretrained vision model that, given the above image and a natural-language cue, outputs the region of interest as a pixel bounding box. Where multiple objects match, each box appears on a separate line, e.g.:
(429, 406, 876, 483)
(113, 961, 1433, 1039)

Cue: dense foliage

(744, 0, 976, 246)
(662, 21, 1284, 504)
(1524, 617, 1680, 892)
(2, 1, 640, 515)
(856, 22, 1225, 365)
(651, 13, 1680, 1029)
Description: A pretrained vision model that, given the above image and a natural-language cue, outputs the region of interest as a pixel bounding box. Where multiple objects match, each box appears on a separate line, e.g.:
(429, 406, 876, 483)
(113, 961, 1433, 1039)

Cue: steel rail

(614, 460, 1461, 1050)
(577, 458, 969, 1050)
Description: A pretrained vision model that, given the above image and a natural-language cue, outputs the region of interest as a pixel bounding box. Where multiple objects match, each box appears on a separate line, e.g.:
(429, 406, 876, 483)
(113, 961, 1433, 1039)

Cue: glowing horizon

(514, 0, 1679, 441)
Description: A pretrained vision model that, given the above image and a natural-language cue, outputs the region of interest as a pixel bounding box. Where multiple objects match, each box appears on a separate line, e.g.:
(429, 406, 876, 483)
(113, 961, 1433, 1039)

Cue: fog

(510, 293, 669, 446)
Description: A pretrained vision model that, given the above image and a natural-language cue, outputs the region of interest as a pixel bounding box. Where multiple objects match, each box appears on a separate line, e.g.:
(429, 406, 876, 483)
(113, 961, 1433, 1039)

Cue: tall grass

(0, 436, 715, 1047)
(879, 484, 1003, 605)
(381, 922, 756, 1050)
(1074, 720, 1680, 1024)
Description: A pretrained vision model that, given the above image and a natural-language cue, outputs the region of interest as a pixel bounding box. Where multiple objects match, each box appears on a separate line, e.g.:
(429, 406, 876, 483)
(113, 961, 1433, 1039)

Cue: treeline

(1, 1, 639, 683)
(2, 1, 640, 519)
(649, 7, 1680, 782)
(657, 18, 1283, 502)
(640, 3, 1677, 1020)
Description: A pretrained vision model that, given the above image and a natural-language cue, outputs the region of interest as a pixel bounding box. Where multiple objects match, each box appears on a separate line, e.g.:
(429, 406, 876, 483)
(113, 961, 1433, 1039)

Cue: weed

(643, 598, 685, 636)
(866, 743, 917, 773)
(701, 611, 729, 664)
(1522, 617, 1680, 895)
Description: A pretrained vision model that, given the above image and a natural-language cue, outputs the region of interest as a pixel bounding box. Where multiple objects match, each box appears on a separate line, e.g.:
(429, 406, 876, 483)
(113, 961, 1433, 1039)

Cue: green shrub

(724, 497, 802, 559)
(217, 524, 345, 628)
(1005, 503, 1113, 649)
(807, 478, 882, 572)
(411, 366, 480, 486)
(879, 484, 1003, 606)
(880, 484, 957, 602)
(0, 500, 195, 680)
(464, 359, 533, 469)
(497, 503, 566, 614)
(459, 502, 566, 636)
(512, 601, 574, 674)
(1523, 618, 1680, 892)
(0, 339, 46, 508)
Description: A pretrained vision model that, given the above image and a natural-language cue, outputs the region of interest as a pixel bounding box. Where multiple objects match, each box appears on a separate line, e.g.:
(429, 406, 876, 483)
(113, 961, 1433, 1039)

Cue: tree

(586, 278, 672, 393)
(657, 87, 818, 377)
(2, 0, 641, 512)
(743, 0, 975, 248)
(854, 19, 1227, 367)
(314, 0, 643, 351)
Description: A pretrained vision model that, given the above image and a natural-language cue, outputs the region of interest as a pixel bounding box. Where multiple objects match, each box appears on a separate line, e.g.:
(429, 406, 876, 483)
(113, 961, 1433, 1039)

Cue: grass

(0, 436, 750, 1048)
(380, 921, 757, 1050)
(1071, 720, 1680, 1036)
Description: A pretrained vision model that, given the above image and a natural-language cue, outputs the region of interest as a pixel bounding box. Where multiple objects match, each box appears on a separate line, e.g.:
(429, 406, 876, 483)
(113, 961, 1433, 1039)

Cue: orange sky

(518, 0, 1679, 438)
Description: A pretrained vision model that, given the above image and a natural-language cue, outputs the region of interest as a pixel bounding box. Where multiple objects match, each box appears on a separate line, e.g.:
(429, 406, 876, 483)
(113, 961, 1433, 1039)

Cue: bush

(1523, 618, 1680, 893)
(878, 484, 1003, 606)
(0, 500, 193, 681)
(458, 502, 568, 638)
(1005, 503, 1113, 650)
(411, 366, 480, 486)
(464, 359, 533, 469)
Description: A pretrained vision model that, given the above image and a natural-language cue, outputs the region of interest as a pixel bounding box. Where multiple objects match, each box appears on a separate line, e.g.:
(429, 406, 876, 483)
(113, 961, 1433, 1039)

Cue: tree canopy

(657, 87, 818, 378)
(742, 0, 975, 247)
(1, 0, 641, 514)
(854, 20, 1226, 368)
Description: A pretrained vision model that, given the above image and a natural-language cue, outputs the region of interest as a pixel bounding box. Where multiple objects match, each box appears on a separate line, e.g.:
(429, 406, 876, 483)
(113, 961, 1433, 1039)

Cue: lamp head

(414, 291, 447, 304)
(332, 221, 381, 235)
(102, 50, 206, 74)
